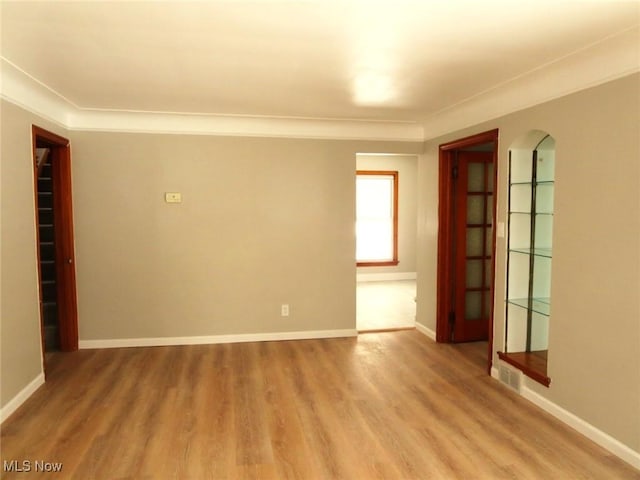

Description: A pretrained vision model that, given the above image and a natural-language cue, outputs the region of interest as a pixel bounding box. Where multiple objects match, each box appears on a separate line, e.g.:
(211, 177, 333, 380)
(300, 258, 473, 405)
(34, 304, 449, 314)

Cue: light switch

(165, 192, 182, 203)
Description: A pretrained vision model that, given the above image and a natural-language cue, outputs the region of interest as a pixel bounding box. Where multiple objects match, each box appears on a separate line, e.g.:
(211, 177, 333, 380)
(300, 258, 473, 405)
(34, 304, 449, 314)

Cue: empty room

(1, 1, 639, 478)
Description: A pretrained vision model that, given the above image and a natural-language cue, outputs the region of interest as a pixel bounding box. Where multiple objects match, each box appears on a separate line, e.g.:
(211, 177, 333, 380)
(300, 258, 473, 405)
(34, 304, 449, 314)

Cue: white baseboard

(1, 373, 45, 424)
(520, 385, 640, 470)
(491, 366, 500, 379)
(415, 322, 436, 341)
(357, 272, 416, 282)
(79, 328, 358, 349)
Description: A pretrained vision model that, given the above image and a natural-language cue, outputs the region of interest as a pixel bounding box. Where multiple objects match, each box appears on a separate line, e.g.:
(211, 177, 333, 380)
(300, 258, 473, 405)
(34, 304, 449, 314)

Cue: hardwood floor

(1, 331, 638, 479)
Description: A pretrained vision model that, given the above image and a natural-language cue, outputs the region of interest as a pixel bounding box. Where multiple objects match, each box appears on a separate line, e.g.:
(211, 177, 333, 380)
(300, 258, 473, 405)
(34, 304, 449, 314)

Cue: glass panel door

(453, 150, 494, 342)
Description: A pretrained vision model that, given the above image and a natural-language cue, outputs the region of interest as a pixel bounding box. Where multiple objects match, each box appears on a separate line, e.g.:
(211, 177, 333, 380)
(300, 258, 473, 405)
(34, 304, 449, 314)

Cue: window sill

(357, 260, 400, 267)
(498, 350, 551, 387)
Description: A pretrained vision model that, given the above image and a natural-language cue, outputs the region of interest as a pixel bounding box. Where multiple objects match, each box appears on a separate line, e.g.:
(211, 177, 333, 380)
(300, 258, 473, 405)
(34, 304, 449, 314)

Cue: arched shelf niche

(498, 130, 555, 387)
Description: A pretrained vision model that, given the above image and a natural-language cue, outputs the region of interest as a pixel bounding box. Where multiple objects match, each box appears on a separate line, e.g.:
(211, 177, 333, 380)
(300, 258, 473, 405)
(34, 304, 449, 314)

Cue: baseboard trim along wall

(492, 363, 640, 469)
(356, 272, 417, 282)
(415, 322, 436, 341)
(79, 328, 358, 349)
(1, 373, 45, 424)
(520, 385, 640, 470)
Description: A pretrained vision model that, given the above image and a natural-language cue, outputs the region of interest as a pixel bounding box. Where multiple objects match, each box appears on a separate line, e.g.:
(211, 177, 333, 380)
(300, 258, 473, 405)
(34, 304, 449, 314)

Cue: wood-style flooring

(1, 331, 638, 479)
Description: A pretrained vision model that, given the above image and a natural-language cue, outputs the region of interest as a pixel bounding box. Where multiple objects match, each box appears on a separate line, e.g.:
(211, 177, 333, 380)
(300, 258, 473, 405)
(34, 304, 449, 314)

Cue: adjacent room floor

(356, 279, 416, 331)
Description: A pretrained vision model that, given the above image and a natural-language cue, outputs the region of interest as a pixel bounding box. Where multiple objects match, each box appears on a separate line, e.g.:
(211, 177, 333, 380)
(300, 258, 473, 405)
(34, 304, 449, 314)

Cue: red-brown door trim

(436, 129, 499, 374)
(32, 126, 79, 361)
(436, 148, 455, 342)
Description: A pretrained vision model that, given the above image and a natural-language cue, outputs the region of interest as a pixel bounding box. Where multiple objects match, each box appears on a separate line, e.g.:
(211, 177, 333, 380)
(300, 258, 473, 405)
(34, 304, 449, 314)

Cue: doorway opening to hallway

(355, 152, 418, 333)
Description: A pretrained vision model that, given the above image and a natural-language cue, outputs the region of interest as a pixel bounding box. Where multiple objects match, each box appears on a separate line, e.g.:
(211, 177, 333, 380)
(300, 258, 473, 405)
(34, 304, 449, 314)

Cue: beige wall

(356, 154, 418, 275)
(0, 101, 69, 406)
(69, 133, 420, 341)
(416, 73, 640, 452)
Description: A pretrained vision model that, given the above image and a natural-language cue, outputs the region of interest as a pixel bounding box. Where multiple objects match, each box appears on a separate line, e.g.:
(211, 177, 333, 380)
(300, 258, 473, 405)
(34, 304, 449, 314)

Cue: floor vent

(498, 364, 522, 393)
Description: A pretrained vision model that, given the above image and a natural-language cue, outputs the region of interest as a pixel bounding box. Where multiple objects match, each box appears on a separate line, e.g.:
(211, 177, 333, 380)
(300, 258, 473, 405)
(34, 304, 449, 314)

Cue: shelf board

(498, 350, 550, 387)
(507, 298, 551, 316)
(509, 247, 552, 258)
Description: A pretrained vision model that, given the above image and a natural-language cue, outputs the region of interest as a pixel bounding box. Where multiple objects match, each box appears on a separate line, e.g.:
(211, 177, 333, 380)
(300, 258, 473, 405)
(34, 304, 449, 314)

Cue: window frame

(356, 170, 399, 267)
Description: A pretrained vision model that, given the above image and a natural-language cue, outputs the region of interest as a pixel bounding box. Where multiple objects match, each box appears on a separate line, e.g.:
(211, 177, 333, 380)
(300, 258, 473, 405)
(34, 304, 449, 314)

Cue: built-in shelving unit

(499, 132, 555, 387)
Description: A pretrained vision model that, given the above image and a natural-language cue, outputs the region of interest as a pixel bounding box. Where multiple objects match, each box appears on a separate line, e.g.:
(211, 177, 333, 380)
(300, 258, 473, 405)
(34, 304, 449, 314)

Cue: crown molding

(0, 58, 423, 142)
(0, 59, 71, 128)
(68, 108, 424, 142)
(2, 25, 638, 143)
(421, 26, 640, 141)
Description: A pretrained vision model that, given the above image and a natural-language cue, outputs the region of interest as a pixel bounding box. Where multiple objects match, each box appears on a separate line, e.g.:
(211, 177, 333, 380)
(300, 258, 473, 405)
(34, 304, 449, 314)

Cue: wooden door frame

(32, 126, 79, 358)
(436, 129, 498, 374)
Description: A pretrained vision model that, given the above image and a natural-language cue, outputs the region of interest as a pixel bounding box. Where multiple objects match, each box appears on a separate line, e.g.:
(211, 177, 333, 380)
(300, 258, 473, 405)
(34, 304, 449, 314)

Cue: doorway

(436, 129, 498, 373)
(32, 126, 79, 371)
(356, 153, 418, 333)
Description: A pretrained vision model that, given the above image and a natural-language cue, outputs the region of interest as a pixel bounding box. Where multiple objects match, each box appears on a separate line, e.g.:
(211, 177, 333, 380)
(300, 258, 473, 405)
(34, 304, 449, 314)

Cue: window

(356, 170, 398, 266)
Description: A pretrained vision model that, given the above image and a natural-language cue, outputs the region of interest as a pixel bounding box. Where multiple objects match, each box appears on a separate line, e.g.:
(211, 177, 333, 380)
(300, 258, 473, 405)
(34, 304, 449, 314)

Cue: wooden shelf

(498, 350, 550, 387)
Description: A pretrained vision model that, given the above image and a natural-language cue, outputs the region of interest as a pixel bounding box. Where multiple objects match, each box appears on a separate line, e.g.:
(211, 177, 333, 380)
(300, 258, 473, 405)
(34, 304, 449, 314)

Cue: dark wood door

(437, 129, 498, 371)
(32, 126, 79, 362)
(451, 151, 494, 342)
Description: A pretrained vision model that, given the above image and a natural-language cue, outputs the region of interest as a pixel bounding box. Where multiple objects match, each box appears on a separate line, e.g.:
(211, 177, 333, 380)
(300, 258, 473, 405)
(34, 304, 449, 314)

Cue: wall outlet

(281, 304, 290, 317)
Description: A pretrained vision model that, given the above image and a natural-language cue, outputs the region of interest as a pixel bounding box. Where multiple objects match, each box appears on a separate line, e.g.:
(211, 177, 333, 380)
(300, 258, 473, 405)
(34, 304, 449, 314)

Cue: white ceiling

(1, 1, 639, 139)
